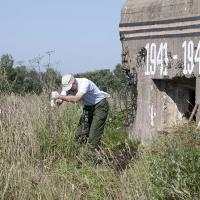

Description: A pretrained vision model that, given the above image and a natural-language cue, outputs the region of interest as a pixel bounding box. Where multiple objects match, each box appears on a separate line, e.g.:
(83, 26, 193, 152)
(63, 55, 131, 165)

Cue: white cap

(61, 74, 75, 92)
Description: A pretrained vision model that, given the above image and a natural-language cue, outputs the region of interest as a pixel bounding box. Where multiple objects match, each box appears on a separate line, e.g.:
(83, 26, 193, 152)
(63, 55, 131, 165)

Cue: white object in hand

(50, 91, 59, 107)
(51, 91, 59, 99)
(50, 99, 62, 107)
(50, 99, 57, 107)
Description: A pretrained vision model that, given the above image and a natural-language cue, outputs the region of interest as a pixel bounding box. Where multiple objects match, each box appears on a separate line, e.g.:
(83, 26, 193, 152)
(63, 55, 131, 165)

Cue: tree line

(0, 54, 61, 94)
(0, 54, 127, 95)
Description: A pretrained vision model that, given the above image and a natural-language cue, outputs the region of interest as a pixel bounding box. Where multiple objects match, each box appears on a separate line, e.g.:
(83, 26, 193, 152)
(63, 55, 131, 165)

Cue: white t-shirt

(77, 78, 109, 105)
(61, 78, 110, 106)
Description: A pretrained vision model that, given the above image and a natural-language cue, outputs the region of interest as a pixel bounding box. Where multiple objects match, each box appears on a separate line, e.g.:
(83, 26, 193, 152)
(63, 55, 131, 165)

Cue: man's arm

(58, 92, 85, 103)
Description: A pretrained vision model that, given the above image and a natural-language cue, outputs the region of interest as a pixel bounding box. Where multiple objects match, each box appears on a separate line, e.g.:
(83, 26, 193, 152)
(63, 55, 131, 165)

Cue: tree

(113, 64, 127, 92)
(24, 70, 42, 94)
(0, 54, 61, 95)
(41, 68, 61, 92)
(12, 65, 28, 94)
(7, 65, 43, 95)
(0, 54, 16, 93)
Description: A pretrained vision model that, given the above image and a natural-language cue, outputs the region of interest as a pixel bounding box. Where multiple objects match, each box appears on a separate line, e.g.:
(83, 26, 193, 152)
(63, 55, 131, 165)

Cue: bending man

(57, 74, 109, 155)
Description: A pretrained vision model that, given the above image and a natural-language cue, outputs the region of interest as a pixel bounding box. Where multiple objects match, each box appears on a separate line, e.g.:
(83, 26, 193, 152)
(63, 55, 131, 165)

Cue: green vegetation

(0, 54, 61, 94)
(0, 94, 200, 199)
(147, 126, 200, 199)
(0, 54, 126, 96)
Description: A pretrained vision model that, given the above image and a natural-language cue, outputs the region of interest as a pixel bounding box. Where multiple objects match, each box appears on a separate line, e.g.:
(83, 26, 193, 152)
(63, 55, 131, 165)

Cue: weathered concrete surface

(121, 0, 200, 22)
(120, 0, 200, 143)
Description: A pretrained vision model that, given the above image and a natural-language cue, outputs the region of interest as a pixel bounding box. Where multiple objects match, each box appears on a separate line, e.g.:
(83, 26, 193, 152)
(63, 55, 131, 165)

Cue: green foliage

(0, 54, 16, 93)
(113, 63, 127, 92)
(13, 67, 43, 94)
(34, 104, 80, 161)
(104, 111, 128, 148)
(103, 110, 139, 150)
(41, 68, 61, 92)
(0, 53, 125, 96)
(24, 71, 42, 94)
(0, 54, 15, 78)
(0, 54, 61, 94)
(146, 125, 200, 199)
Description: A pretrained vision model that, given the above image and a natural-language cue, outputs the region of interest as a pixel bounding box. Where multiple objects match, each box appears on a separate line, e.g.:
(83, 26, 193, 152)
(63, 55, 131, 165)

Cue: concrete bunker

(120, 0, 200, 143)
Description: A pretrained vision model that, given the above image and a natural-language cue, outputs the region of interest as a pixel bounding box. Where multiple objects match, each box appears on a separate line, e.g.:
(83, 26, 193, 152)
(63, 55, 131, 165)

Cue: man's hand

(56, 99, 63, 106)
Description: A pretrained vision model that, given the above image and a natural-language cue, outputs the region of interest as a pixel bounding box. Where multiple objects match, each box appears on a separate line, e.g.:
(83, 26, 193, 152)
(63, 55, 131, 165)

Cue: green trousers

(75, 98, 109, 152)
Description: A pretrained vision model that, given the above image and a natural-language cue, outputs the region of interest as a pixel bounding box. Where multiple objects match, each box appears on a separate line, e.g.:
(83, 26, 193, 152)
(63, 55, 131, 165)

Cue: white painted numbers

(145, 42, 168, 76)
(149, 104, 156, 127)
(195, 41, 200, 75)
(145, 40, 200, 76)
(182, 40, 200, 75)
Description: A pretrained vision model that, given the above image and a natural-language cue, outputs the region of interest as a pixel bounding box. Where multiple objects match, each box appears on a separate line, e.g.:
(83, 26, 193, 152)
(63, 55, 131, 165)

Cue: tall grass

(0, 94, 200, 199)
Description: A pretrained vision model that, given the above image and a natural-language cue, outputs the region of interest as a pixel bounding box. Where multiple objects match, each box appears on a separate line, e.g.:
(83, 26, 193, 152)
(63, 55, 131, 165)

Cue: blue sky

(0, 0, 125, 74)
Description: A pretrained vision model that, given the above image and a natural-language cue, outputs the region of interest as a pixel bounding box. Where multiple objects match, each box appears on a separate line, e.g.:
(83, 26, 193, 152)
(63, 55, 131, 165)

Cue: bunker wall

(120, 0, 200, 143)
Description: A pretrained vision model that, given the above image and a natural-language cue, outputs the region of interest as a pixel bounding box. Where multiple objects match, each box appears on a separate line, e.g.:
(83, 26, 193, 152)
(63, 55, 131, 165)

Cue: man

(57, 74, 109, 155)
